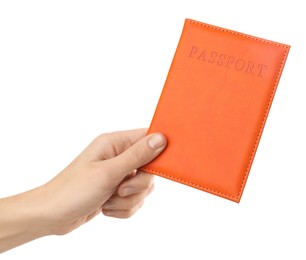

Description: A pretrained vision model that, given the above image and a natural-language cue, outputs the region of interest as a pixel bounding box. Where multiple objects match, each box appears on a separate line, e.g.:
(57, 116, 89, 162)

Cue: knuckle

(135, 173, 154, 191)
(92, 134, 109, 149)
(125, 195, 141, 208)
(148, 183, 155, 194)
(143, 173, 155, 188)
(95, 133, 107, 142)
(123, 194, 144, 210)
(127, 146, 147, 164)
(138, 201, 144, 209)
(117, 202, 144, 218)
(123, 209, 135, 218)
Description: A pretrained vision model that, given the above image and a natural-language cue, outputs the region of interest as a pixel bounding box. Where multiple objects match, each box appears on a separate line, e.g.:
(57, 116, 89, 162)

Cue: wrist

(0, 187, 52, 253)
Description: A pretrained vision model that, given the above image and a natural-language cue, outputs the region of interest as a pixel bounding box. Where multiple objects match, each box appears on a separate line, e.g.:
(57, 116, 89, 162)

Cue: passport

(141, 19, 290, 202)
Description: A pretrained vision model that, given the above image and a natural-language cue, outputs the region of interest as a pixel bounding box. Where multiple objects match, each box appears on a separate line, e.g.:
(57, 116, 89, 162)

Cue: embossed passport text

(141, 19, 290, 202)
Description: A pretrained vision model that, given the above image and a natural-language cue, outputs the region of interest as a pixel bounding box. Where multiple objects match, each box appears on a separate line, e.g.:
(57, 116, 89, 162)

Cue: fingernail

(122, 187, 134, 197)
(148, 134, 165, 150)
(103, 201, 115, 209)
(103, 210, 114, 216)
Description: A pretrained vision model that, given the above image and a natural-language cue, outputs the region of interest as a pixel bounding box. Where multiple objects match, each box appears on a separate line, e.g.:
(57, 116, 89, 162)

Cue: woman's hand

(0, 129, 167, 253)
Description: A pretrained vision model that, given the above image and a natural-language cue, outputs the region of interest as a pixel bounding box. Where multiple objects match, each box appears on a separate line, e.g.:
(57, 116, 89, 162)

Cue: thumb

(104, 133, 167, 181)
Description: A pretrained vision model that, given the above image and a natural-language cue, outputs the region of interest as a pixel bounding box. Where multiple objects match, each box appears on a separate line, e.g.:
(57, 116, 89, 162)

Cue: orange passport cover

(141, 19, 290, 202)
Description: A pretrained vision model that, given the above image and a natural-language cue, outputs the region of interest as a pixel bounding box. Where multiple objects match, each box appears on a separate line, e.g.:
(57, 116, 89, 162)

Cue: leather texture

(141, 19, 290, 202)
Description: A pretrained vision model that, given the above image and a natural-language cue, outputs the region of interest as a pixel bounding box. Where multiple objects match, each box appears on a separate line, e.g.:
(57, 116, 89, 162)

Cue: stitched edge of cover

(187, 19, 290, 48)
(144, 19, 290, 202)
(142, 167, 240, 201)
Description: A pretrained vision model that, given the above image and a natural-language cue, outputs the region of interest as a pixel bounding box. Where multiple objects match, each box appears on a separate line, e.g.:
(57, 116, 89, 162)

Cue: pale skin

(0, 129, 167, 253)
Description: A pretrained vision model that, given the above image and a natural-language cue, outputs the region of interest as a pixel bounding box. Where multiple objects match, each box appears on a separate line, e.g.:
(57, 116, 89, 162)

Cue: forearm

(0, 187, 50, 253)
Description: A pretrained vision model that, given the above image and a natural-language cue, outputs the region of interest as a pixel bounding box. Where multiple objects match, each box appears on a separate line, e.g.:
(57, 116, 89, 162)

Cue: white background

(0, 0, 305, 259)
